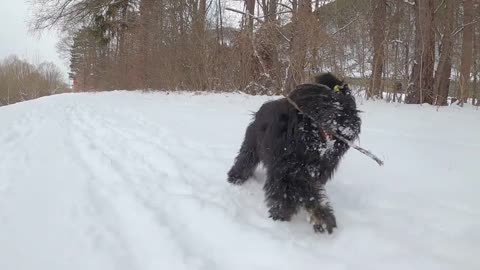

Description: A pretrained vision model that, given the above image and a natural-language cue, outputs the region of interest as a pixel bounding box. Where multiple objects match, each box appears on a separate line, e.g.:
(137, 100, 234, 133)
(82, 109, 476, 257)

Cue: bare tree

(286, 0, 312, 90)
(406, 0, 435, 104)
(245, 0, 256, 33)
(433, 0, 455, 106)
(0, 55, 68, 105)
(368, 0, 387, 99)
(459, 0, 475, 106)
(22, 0, 479, 104)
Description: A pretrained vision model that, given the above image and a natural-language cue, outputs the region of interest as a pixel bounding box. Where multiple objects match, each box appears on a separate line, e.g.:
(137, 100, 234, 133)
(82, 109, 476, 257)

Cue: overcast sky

(0, 0, 68, 80)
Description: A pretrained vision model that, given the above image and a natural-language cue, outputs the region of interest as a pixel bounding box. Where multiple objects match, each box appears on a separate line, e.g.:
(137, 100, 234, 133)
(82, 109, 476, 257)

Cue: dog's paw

(227, 175, 247, 185)
(269, 214, 289, 222)
(269, 212, 290, 222)
(268, 205, 295, 222)
(309, 209, 337, 234)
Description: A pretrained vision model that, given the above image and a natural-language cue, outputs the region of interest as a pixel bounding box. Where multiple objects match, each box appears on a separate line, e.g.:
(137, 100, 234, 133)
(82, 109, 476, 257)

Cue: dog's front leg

(305, 186, 337, 234)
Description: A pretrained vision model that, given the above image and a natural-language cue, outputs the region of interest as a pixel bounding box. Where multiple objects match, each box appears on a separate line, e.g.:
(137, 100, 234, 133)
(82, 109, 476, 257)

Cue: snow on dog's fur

(227, 73, 361, 233)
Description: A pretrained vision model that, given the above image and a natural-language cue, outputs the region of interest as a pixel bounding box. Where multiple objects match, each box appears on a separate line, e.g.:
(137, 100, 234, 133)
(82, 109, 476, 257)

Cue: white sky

(0, 0, 68, 80)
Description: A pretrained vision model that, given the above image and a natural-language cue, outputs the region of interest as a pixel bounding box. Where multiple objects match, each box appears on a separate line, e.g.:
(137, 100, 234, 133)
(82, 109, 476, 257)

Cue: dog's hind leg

(227, 123, 259, 185)
(263, 170, 300, 221)
(304, 186, 337, 234)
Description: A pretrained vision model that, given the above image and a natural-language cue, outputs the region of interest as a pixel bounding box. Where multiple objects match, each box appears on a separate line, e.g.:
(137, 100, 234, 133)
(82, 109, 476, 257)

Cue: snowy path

(0, 91, 479, 270)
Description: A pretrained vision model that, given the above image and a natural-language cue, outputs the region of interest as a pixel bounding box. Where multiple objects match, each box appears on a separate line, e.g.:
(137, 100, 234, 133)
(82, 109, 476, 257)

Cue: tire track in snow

(72, 104, 234, 203)
(63, 105, 139, 270)
(70, 105, 221, 269)
(67, 104, 196, 270)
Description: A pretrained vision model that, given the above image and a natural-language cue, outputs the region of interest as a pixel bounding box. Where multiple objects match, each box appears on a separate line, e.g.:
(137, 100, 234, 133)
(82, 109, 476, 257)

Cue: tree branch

(282, 91, 384, 167)
(224, 7, 291, 23)
(278, 3, 293, 11)
(332, 15, 360, 36)
(434, 0, 446, 14)
(225, 7, 290, 42)
(451, 17, 480, 37)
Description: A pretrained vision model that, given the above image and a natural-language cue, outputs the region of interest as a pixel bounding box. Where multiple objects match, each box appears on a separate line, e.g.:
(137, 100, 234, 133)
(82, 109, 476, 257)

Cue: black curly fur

(227, 73, 361, 234)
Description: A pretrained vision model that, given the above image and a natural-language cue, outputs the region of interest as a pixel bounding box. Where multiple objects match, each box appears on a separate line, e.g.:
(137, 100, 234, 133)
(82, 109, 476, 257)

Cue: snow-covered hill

(0, 91, 479, 270)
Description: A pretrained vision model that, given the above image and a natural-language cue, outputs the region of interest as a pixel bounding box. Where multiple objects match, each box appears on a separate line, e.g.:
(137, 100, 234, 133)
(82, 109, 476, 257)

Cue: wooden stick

(283, 95, 384, 166)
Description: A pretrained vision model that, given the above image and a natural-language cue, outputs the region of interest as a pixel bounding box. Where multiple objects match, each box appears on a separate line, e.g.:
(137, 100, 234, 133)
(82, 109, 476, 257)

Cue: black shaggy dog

(227, 73, 361, 234)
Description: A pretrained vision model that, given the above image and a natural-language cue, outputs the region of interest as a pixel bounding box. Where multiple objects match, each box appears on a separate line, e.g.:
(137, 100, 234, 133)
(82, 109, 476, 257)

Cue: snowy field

(0, 91, 479, 270)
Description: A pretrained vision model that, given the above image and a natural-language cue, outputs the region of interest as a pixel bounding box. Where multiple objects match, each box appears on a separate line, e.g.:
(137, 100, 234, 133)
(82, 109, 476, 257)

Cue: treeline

(0, 55, 68, 106)
(31, 0, 480, 105)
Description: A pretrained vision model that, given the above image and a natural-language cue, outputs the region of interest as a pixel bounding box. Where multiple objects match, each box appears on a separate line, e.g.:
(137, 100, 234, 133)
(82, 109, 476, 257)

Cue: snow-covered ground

(0, 91, 479, 270)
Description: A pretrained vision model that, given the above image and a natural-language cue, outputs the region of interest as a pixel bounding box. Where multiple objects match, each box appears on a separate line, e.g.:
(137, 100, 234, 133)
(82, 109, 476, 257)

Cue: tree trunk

(257, 0, 279, 87)
(261, 0, 278, 22)
(433, 0, 454, 106)
(459, 0, 474, 106)
(286, 0, 311, 91)
(117, 1, 130, 89)
(245, 0, 255, 34)
(391, 1, 403, 102)
(406, 0, 435, 104)
(193, 0, 207, 90)
(368, 0, 386, 99)
(473, 21, 479, 105)
(139, 0, 154, 89)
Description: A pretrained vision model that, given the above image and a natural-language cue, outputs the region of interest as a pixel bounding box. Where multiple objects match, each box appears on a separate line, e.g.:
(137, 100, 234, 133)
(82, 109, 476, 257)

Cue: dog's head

(313, 72, 351, 96)
(287, 73, 358, 125)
